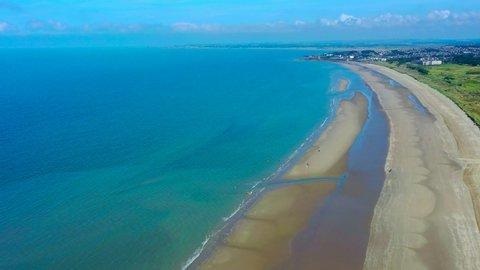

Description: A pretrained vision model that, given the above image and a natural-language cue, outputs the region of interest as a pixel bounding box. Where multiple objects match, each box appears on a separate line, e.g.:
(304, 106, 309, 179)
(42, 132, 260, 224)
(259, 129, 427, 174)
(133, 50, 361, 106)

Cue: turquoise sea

(0, 48, 357, 269)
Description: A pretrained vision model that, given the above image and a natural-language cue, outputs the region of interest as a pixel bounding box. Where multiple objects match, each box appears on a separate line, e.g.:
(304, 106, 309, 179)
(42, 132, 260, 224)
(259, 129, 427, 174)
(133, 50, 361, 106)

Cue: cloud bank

(169, 9, 480, 33)
(0, 9, 479, 35)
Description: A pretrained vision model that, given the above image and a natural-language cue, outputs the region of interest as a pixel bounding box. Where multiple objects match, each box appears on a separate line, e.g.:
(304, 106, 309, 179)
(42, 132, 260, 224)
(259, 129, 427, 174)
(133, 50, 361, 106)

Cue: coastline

(187, 57, 396, 268)
(346, 63, 480, 269)
(187, 59, 480, 269)
(198, 92, 369, 270)
(284, 91, 365, 180)
(182, 78, 349, 270)
(185, 66, 392, 270)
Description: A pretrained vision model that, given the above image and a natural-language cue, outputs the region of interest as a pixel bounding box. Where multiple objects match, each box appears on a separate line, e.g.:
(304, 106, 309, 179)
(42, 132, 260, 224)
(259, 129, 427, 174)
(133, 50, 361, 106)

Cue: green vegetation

(405, 63, 429, 75)
(451, 55, 480, 66)
(381, 62, 480, 126)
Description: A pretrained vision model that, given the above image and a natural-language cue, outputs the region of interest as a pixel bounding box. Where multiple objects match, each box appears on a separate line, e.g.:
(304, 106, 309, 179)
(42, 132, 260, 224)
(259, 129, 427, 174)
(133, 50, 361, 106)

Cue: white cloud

(172, 22, 198, 32)
(450, 11, 480, 25)
(373, 13, 419, 26)
(328, 12, 419, 27)
(428, 10, 451, 20)
(319, 14, 363, 27)
(339, 14, 362, 25)
(319, 18, 336, 26)
(294, 20, 307, 26)
(160, 10, 480, 34)
(171, 22, 221, 32)
(26, 19, 67, 32)
(4, 9, 478, 35)
(166, 9, 480, 34)
(425, 10, 480, 25)
(314, 10, 477, 29)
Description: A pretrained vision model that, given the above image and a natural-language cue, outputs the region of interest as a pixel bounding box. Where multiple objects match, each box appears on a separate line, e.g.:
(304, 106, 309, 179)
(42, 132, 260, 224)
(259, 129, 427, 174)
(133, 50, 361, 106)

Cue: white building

(421, 59, 442, 66)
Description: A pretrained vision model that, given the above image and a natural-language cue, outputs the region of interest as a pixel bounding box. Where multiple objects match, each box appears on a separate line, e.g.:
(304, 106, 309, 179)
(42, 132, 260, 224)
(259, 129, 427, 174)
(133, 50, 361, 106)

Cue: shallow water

(284, 83, 389, 269)
(0, 49, 358, 269)
(188, 65, 390, 269)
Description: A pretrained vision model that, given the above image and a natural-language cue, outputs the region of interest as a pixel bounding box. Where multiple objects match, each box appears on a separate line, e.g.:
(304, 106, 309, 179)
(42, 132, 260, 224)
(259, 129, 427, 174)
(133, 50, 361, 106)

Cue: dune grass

(380, 62, 480, 126)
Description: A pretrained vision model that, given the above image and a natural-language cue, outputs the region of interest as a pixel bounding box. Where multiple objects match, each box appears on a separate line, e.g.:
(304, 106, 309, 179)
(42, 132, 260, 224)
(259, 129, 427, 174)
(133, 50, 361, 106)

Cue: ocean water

(0, 48, 354, 269)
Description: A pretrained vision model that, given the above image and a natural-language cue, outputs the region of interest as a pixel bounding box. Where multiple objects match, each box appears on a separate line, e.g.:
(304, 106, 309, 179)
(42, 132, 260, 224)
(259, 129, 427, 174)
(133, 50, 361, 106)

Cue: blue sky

(0, 0, 479, 44)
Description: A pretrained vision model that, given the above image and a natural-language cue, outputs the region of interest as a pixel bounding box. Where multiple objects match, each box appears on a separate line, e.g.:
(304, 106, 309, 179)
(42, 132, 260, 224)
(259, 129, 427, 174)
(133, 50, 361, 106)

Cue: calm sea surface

(0, 48, 356, 269)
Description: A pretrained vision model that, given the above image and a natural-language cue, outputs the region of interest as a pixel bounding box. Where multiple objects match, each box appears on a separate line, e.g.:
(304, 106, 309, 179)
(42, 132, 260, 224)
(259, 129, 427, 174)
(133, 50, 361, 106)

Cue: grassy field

(379, 62, 480, 126)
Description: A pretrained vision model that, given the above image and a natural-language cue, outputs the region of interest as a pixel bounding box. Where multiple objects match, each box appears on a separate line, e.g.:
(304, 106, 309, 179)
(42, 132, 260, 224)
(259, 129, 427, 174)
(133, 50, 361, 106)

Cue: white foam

(222, 201, 244, 222)
(181, 234, 211, 270)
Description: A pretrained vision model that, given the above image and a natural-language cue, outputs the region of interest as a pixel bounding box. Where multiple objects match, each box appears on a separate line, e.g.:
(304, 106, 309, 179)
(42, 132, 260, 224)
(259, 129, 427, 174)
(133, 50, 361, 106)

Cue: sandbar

(200, 93, 368, 270)
(337, 78, 349, 92)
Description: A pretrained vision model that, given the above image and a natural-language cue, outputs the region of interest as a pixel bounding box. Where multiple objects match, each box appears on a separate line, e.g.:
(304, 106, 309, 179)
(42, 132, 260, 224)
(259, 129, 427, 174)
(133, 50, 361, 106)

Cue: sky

(0, 0, 479, 45)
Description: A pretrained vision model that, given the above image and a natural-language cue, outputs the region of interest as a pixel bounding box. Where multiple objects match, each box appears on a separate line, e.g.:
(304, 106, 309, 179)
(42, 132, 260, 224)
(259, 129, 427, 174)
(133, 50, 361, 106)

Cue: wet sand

(283, 84, 389, 270)
(346, 63, 480, 269)
(199, 93, 368, 270)
(337, 78, 349, 92)
(285, 92, 366, 180)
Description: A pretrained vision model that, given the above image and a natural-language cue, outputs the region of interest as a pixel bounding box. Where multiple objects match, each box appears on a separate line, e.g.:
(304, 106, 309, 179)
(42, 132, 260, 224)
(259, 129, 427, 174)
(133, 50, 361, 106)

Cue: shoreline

(346, 63, 480, 269)
(185, 66, 390, 270)
(283, 81, 389, 269)
(183, 75, 359, 270)
(198, 93, 369, 270)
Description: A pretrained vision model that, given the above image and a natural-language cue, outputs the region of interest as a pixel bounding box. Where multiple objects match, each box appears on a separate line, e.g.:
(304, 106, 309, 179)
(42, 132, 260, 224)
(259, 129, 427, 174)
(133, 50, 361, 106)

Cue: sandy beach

(346, 63, 480, 269)
(284, 92, 366, 179)
(194, 62, 480, 270)
(199, 93, 368, 270)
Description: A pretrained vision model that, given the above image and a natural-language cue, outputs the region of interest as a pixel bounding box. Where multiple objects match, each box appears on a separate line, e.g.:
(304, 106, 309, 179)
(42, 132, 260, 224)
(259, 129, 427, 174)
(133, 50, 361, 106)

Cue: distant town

(305, 45, 480, 66)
